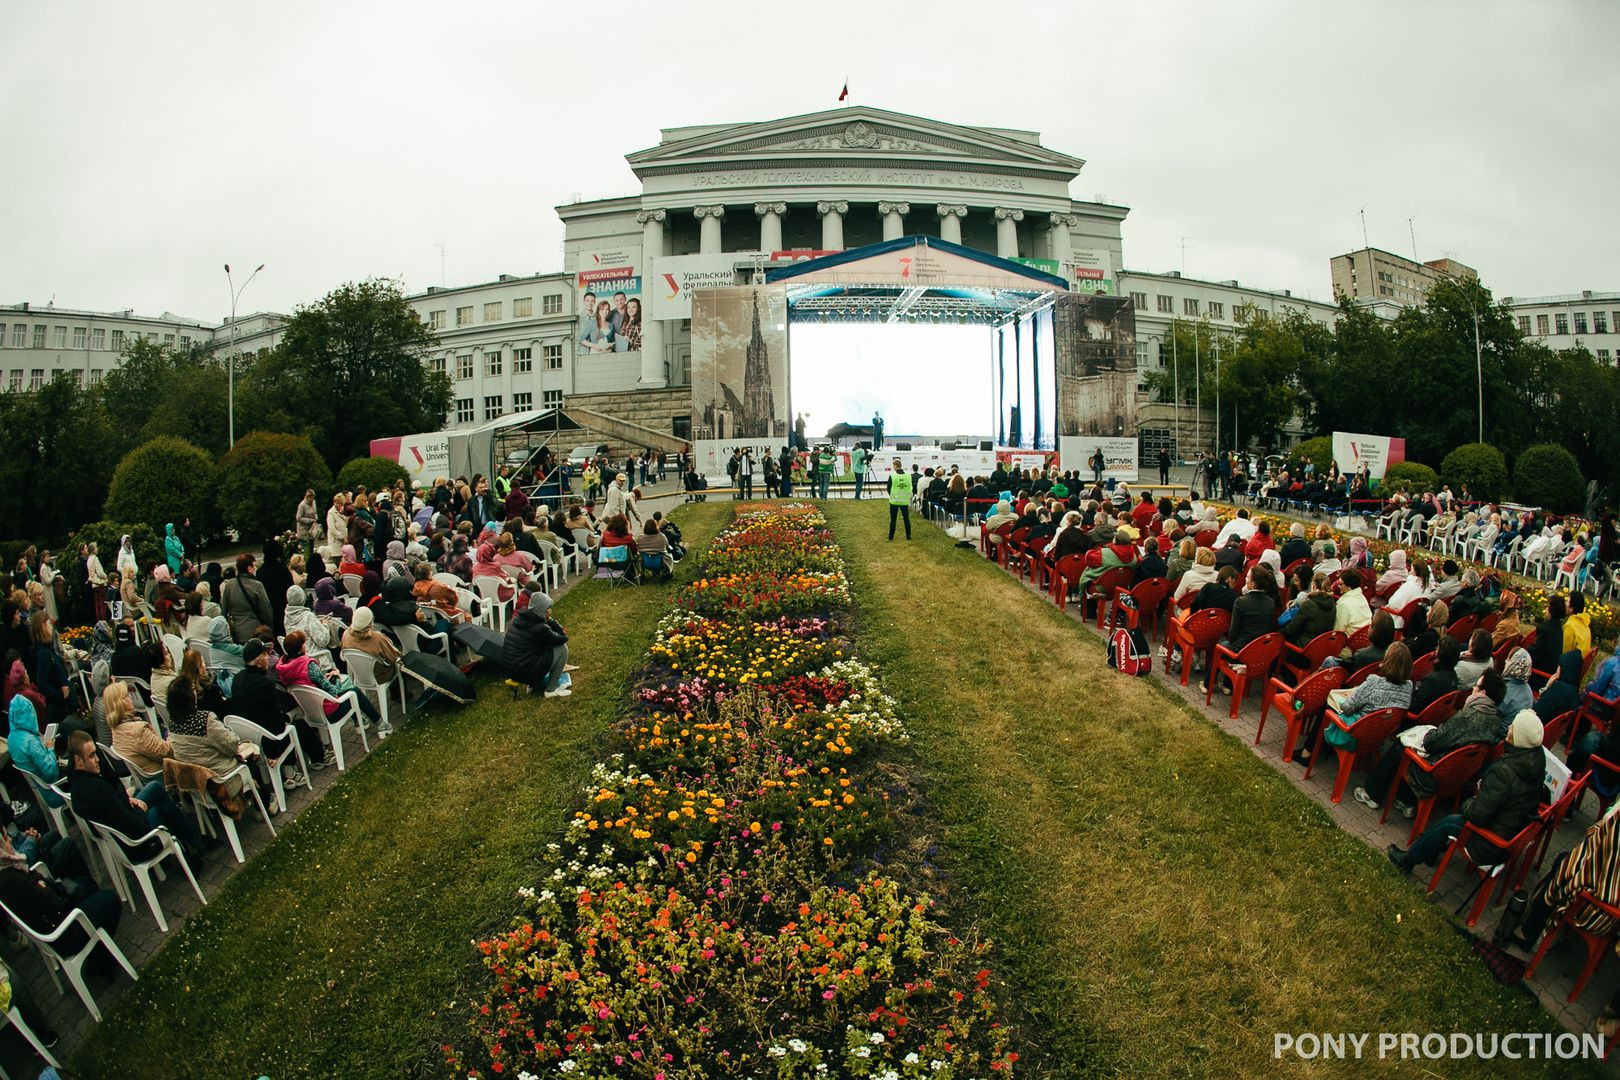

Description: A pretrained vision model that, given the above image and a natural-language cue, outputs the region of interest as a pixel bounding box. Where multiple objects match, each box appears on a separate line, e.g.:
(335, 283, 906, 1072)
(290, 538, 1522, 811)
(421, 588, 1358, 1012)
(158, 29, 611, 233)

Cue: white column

(694, 205, 725, 253)
(817, 200, 848, 250)
(1048, 212, 1078, 266)
(878, 201, 910, 241)
(754, 202, 785, 253)
(936, 203, 966, 245)
(994, 207, 1024, 259)
(637, 209, 667, 388)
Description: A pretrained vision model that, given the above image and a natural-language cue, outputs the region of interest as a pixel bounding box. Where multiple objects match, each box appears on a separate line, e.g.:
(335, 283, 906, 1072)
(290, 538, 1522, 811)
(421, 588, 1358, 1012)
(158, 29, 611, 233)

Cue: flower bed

(451, 505, 1016, 1077)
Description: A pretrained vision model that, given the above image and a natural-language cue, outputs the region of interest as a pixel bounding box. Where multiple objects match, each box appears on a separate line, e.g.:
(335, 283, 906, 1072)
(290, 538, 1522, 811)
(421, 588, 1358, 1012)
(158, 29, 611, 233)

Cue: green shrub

(1288, 436, 1332, 472)
(105, 437, 220, 539)
(216, 431, 332, 544)
(1380, 461, 1439, 494)
(1513, 444, 1585, 513)
(335, 455, 410, 495)
(56, 522, 161, 611)
(1439, 442, 1508, 502)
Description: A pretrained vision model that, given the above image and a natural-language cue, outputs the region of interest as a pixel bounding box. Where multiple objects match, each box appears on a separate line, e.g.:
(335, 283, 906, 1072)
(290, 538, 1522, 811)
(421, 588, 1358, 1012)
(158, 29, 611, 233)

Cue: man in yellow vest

(886, 457, 912, 541)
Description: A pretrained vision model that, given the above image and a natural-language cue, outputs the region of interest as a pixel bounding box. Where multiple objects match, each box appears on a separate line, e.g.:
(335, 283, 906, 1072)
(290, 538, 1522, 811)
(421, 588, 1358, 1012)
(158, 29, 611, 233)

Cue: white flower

(539, 889, 554, 902)
(905, 1052, 920, 1064)
(767, 1046, 787, 1058)
(520, 1072, 539, 1080)
(853, 1046, 871, 1059)
(558, 1061, 578, 1074)
(516, 886, 536, 899)
(788, 1038, 808, 1053)
(869, 1031, 885, 1044)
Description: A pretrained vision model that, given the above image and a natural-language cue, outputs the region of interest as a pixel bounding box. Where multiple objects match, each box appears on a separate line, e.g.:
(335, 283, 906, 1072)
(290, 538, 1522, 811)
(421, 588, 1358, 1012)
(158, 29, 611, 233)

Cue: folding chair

(89, 820, 205, 933)
(593, 545, 634, 588)
(225, 715, 311, 814)
(0, 893, 138, 1022)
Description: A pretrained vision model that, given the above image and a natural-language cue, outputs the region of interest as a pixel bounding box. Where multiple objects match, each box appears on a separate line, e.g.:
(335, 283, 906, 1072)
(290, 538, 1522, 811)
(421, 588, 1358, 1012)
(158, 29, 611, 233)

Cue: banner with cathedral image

(690, 286, 789, 443)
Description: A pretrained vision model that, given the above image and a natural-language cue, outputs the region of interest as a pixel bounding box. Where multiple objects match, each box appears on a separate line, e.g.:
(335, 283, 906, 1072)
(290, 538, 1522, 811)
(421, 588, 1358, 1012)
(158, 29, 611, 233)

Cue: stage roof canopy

(764, 235, 1066, 326)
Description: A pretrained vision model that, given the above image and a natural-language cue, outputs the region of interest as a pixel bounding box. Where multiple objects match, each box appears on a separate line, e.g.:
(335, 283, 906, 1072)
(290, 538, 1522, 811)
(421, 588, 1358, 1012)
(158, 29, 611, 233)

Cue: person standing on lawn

(886, 458, 912, 541)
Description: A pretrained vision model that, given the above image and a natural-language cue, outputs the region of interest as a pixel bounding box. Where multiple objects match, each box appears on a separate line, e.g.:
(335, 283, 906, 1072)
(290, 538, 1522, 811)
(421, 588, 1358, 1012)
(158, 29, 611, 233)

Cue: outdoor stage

(685, 235, 1138, 480)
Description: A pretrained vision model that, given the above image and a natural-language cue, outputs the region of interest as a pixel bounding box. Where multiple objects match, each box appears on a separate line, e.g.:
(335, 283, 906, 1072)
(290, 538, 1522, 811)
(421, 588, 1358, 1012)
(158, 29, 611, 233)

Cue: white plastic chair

(0, 998, 62, 1073)
(341, 650, 406, 730)
(0, 892, 138, 1021)
(225, 715, 310, 814)
(341, 573, 364, 598)
(12, 765, 70, 843)
(288, 683, 368, 772)
(89, 819, 205, 933)
(392, 622, 451, 660)
(191, 761, 275, 864)
(472, 576, 514, 630)
(99, 739, 162, 790)
(160, 633, 185, 672)
(1486, 533, 1521, 571)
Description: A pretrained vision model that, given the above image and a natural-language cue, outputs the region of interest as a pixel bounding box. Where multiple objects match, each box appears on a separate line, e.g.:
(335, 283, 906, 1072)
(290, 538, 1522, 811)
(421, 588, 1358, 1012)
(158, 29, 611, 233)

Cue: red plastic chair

(1524, 888, 1620, 1003)
(1023, 536, 1051, 584)
(998, 527, 1031, 570)
(1261, 665, 1345, 758)
(1527, 772, 1590, 872)
(1446, 615, 1480, 644)
(1282, 558, 1310, 582)
(1346, 623, 1372, 653)
(1540, 709, 1576, 752)
(1113, 577, 1172, 642)
(1489, 635, 1522, 672)
(1049, 555, 1088, 611)
(1089, 567, 1136, 627)
(1208, 632, 1285, 718)
(1479, 612, 1502, 633)
(1570, 690, 1620, 750)
(1406, 689, 1464, 732)
(982, 521, 1012, 559)
(1342, 661, 1382, 689)
(1408, 650, 1436, 684)
(1384, 743, 1489, 842)
(1281, 630, 1348, 684)
(1426, 817, 1543, 928)
(1385, 596, 1427, 627)
(1165, 608, 1231, 688)
(1310, 706, 1408, 802)
(1193, 528, 1218, 549)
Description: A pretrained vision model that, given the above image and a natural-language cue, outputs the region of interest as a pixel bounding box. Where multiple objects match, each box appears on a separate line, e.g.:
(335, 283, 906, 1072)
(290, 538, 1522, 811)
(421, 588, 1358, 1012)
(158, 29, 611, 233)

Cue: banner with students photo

(576, 260, 643, 360)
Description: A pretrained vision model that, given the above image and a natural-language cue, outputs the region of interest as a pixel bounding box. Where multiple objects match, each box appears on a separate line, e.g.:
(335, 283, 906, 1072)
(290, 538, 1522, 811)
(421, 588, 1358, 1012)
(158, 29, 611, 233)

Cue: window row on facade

(1518, 312, 1615, 337)
(453, 389, 562, 424)
(1, 324, 200, 351)
(426, 294, 565, 330)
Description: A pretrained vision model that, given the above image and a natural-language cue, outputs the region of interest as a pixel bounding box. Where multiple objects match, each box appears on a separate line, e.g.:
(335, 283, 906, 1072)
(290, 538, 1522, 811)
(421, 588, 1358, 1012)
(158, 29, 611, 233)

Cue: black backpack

(1107, 626, 1152, 676)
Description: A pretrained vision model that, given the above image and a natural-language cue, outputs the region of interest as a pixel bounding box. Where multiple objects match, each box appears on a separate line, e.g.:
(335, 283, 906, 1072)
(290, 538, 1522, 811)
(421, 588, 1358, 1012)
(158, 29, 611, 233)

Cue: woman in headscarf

(411, 563, 471, 625)
(472, 542, 517, 601)
(1347, 535, 1372, 571)
(312, 578, 353, 625)
(1257, 547, 1283, 584)
(492, 533, 533, 585)
(1498, 648, 1535, 731)
(340, 606, 400, 688)
(1404, 597, 1447, 659)
(193, 581, 221, 619)
(1, 659, 46, 719)
(283, 585, 334, 651)
(164, 523, 185, 576)
(1375, 549, 1408, 594)
(444, 534, 475, 581)
(337, 545, 367, 580)
(383, 540, 409, 582)
(357, 570, 383, 610)
(88, 620, 117, 670)
(1491, 592, 1524, 648)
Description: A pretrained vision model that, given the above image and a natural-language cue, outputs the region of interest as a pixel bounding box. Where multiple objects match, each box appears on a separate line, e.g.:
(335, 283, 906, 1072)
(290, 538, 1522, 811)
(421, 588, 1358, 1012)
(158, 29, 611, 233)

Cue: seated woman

(339, 607, 401, 701)
(412, 563, 471, 624)
(1300, 641, 1414, 768)
(206, 615, 246, 674)
(598, 514, 640, 580)
(181, 591, 212, 645)
(181, 647, 232, 715)
(337, 545, 368, 580)
(1282, 571, 1336, 646)
(1453, 628, 1495, 689)
(165, 676, 254, 802)
(106, 680, 173, 778)
(638, 520, 672, 579)
(284, 586, 335, 652)
(311, 577, 354, 626)
(276, 630, 386, 734)
(472, 542, 519, 602)
(150, 639, 181, 705)
(1402, 600, 1447, 661)
(492, 533, 533, 585)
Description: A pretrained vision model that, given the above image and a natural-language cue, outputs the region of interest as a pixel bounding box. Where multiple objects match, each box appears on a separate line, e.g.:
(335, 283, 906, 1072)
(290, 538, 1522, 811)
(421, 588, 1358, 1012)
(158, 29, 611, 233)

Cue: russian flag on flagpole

(838, 80, 848, 102)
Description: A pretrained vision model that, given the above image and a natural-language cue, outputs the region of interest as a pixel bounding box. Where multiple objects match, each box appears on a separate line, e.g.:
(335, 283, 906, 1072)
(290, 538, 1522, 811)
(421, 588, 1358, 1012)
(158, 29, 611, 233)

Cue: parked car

(568, 443, 608, 469)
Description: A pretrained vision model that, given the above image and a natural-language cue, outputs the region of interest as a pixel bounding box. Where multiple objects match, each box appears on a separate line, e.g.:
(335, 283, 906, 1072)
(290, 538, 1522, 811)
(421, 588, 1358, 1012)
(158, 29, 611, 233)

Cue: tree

(1214, 310, 1321, 451)
(1512, 444, 1585, 513)
(1382, 461, 1439, 494)
(100, 336, 236, 456)
(1296, 298, 1399, 438)
(1140, 318, 1220, 407)
(215, 431, 332, 544)
(336, 455, 411, 494)
(246, 278, 450, 469)
(105, 436, 221, 539)
(1439, 443, 1508, 502)
(0, 373, 121, 542)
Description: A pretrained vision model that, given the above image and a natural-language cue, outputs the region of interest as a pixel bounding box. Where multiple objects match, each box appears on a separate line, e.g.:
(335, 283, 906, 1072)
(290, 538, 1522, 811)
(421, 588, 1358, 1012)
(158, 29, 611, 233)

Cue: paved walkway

(943, 516, 1618, 1046)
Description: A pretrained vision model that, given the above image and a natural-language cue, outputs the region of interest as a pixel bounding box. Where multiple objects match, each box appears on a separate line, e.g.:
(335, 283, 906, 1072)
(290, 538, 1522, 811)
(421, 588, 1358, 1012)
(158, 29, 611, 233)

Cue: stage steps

(567, 405, 686, 456)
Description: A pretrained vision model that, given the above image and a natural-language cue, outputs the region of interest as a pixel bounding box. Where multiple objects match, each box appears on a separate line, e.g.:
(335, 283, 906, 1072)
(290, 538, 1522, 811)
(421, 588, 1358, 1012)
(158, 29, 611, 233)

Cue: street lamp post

(1471, 304, 1483, 445)
(224, 263, 264, 447)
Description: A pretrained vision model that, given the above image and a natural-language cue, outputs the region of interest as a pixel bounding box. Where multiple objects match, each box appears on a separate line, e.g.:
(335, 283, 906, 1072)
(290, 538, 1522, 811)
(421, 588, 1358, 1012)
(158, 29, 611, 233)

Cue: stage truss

(782, 282, 1055, 327)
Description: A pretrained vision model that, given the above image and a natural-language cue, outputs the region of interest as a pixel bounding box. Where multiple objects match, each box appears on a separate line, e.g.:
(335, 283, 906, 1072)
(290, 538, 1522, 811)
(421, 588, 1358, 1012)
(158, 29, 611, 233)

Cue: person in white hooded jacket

(283, 585, 335, 651)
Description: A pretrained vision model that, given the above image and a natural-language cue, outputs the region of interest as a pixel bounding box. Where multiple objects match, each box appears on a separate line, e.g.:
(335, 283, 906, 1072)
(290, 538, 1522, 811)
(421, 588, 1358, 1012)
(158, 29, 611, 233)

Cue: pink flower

(823, 989, 836, 1000)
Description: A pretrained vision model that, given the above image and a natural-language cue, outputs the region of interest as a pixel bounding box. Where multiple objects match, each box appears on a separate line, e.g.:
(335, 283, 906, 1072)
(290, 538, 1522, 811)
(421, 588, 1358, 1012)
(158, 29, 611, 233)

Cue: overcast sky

(3, 0, 1613, 323)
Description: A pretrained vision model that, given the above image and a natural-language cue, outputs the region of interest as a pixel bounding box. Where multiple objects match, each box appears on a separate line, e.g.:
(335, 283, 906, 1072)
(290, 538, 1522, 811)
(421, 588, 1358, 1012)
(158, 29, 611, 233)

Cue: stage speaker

(978, 440, 993, 451)
(895, 442, 913, 451)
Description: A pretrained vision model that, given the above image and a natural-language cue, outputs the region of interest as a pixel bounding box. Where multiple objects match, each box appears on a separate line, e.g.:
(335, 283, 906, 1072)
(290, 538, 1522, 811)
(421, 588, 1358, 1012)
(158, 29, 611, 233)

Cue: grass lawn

(70, 503, 731, 1080)
(821, 502, 1603, 1079)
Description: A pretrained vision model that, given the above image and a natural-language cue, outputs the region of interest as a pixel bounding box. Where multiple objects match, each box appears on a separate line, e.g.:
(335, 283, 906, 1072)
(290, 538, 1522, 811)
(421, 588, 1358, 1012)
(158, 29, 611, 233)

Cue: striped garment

(1547, 808, 1620, 938)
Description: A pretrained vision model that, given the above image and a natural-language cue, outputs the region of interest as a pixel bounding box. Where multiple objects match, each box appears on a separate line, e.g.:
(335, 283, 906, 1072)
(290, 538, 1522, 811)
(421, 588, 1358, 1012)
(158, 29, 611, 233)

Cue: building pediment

(627, 106, 1084, 180)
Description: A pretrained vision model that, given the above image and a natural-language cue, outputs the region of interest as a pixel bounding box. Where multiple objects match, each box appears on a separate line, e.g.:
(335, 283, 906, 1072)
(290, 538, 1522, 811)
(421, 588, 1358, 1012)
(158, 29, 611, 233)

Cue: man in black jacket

(1388, 709, 1545, 873)
(62, 731, 206, 864)
(504, 588, 570, 697)
(232, 639, 327, 770)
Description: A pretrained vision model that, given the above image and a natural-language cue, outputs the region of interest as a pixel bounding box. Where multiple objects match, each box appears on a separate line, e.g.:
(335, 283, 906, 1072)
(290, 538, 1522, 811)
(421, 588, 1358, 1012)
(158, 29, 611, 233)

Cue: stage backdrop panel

(1332, 431, 1406, 480)
(1060, 435, 1139, 482)
(1054, 292, 1137, 439)
(691, 286, 790, 443)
